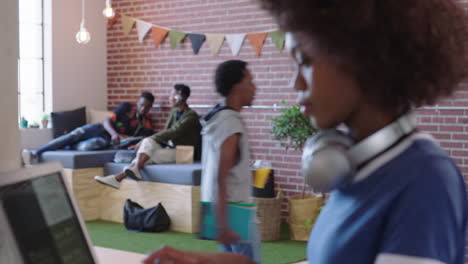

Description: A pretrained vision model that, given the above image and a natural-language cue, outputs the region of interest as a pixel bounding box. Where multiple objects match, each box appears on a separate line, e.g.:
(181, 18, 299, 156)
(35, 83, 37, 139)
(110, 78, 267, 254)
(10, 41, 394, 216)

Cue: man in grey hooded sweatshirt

(200, 60, 261, 263)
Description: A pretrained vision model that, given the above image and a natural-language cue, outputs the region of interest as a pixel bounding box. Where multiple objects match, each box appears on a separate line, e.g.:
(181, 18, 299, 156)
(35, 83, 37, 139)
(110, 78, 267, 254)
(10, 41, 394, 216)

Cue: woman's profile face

(287, 33, 362, 129)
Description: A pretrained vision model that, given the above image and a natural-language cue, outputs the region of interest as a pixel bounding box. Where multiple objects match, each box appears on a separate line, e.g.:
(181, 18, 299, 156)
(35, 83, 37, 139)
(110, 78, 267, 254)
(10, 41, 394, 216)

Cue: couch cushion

(41, 150, 120, 169)
(104, 162, 202, 186)
(51, 107, 87, 138)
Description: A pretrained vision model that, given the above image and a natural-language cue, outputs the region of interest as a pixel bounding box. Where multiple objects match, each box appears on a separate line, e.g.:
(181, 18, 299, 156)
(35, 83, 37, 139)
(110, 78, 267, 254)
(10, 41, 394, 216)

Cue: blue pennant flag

(188, 33, 206, 55)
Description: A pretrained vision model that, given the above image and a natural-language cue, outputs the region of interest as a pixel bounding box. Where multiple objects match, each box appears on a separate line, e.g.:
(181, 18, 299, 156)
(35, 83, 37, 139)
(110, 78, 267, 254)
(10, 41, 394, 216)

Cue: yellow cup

(253, 168, 271, 188)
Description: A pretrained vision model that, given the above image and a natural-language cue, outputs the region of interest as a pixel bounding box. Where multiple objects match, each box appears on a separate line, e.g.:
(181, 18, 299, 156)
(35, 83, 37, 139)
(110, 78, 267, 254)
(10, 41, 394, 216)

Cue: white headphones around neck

(301, 112, 417, 192)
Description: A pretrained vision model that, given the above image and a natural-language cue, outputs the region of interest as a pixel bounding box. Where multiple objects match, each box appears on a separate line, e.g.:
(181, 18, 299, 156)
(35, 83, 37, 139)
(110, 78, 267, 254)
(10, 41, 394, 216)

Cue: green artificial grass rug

(86, 221, 306, 264)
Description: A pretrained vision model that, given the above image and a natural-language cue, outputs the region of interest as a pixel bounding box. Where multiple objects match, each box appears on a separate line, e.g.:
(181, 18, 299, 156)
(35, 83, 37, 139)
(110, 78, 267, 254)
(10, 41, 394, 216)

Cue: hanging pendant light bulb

(76, 0, 91, 44)
(102, 0, 116, 19)
(76, 21, 91, 44)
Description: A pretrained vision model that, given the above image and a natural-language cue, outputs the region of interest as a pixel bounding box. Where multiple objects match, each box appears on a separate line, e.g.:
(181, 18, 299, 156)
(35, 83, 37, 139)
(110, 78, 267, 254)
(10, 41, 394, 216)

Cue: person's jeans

(35, 123, 111, 156)
(219, 218, 262, 264)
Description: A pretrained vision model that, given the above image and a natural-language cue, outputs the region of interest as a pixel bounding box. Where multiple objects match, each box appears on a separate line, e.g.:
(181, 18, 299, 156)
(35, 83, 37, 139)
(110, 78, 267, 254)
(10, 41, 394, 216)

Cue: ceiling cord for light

(76, 0, 91, 44)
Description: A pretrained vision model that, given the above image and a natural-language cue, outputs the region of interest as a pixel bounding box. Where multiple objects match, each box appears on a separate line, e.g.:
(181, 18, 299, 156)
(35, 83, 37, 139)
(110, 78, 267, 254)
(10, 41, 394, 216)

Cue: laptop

(0, 162, 98, 264)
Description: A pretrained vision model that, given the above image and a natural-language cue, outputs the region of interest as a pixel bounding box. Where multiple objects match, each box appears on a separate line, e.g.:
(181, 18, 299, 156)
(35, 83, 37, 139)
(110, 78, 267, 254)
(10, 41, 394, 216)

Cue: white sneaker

(124, 166, 143, 180)
(94, 175, 121, 189)
(21, 149, 36, 166)
(21, 149, 39, 167)
(22, 150, 31, 166)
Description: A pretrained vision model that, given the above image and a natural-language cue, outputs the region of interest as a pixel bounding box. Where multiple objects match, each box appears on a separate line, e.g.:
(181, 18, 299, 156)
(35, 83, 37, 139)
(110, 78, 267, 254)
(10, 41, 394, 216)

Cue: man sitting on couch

(22, 91, 156, 165)
(94, 84, 202, 189)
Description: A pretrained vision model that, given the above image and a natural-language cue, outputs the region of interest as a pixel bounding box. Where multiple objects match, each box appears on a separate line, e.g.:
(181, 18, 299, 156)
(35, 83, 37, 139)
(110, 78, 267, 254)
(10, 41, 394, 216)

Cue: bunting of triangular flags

(188, 33, 206, 55)
(121, 15, 136, 36)
(169, 31, 187, 49)
(206, 34, 225, 56)
(226, 34, 246, 56)
(152, 26, 169, 48)
(269, 30, 285, 52)
(247, 32, 268, 56)
(136, 20, 152, 43)
(111, 12, 284, 57)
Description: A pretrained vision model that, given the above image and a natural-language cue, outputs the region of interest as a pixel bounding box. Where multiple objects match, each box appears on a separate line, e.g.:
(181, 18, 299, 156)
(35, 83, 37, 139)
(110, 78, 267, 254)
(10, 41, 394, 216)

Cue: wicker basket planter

(288, 193, 324, 241)
(254, 195, 282, 241)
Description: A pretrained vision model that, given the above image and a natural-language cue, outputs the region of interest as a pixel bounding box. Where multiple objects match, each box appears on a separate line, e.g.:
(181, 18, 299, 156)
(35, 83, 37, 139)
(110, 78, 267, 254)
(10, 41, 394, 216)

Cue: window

(18, 0, 44, 125)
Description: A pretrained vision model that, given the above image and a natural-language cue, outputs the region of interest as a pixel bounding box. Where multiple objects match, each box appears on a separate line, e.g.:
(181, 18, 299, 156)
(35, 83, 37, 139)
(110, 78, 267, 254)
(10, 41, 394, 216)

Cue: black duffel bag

(123, 199, 171, 232)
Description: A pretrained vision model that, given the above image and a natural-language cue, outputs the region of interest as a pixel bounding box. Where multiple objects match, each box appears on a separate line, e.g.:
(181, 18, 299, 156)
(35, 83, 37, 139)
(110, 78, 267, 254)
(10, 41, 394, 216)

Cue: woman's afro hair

(258, 0, 468, 109)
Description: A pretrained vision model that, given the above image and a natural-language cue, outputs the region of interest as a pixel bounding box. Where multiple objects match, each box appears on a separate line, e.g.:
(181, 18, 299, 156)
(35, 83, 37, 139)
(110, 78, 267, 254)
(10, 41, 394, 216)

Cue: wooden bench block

(63, 168, 201, 233)
(99, 180, 201, 233)
(63, 168, 104, 221)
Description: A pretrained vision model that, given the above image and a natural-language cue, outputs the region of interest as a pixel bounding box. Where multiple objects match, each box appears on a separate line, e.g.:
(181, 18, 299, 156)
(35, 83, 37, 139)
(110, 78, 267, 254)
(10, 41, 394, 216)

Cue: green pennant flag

(269, 30, 285, 52)
(169, 30, 187, 49)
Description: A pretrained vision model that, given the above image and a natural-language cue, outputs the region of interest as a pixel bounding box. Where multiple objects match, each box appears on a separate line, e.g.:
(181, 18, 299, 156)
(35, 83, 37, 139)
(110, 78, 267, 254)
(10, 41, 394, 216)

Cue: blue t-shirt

(308, 133, 467, 264)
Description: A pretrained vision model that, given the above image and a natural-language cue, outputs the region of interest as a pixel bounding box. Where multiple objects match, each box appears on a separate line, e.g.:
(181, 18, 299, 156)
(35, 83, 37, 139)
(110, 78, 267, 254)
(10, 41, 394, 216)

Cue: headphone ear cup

(302, 130, 354, 192)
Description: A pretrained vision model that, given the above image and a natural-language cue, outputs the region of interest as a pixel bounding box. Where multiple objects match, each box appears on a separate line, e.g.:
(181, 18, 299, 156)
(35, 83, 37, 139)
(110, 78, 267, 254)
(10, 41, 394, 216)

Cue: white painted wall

(45, 0, 107, 112)
(0, 0, 20, 171)
(0, 0, 107, 171)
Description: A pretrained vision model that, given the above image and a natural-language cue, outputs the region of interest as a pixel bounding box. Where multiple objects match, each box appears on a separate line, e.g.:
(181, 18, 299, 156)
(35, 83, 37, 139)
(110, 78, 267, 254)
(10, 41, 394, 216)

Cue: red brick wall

(107, 0, 468, 226)
(107, 0, 299, 216)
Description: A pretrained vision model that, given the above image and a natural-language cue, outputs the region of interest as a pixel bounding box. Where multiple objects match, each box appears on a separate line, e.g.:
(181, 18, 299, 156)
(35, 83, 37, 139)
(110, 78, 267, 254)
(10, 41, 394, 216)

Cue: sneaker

(94, 175, 121, 189)
(124, 166, 143, 180)
(21, 149, 36, 166)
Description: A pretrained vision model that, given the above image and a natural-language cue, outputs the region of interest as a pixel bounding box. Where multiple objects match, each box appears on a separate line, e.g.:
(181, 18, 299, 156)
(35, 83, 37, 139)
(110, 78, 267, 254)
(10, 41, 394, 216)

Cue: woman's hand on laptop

(143, 246, 253, 264)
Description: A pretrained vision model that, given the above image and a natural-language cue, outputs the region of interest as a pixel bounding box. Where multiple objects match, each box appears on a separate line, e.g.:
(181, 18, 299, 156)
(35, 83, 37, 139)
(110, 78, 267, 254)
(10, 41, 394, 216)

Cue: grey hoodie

(200, 106, 253, 203)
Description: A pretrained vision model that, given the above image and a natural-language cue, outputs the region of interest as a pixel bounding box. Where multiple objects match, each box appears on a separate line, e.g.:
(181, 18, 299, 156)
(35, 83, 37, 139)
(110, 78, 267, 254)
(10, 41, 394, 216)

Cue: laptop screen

(0, 170, 95, 264)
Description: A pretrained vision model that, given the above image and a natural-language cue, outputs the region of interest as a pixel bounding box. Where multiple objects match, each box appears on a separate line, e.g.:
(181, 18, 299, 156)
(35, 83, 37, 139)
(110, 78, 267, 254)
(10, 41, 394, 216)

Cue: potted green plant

(271, 102, 322, 241)
(20, 117, 28, 128)
(271, 102, 316, 151)
(41, 112, 50, 128)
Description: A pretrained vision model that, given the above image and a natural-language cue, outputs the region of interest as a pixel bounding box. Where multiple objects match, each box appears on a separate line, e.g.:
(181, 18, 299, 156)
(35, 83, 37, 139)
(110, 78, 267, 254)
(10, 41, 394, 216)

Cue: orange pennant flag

(152, 26, 169, 48)
(108, 12, 121, 27)
(247, 32, 268, 57)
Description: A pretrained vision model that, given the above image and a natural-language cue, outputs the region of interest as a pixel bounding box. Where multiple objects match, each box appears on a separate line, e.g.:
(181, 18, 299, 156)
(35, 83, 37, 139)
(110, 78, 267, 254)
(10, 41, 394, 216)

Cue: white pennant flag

(136, 20, 153, 43)
(226, 34, 246, 56)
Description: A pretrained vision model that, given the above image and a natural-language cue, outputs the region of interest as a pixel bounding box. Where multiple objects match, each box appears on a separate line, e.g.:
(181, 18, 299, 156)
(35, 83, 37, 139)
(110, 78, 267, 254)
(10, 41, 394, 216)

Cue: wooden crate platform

(99, 180, 200, 233)
(64, 167, 201, 233)
(63, 168, 104, 221)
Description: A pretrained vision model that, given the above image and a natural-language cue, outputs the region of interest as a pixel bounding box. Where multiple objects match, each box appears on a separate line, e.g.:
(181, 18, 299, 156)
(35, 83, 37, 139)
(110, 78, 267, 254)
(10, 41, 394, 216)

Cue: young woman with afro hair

(144, 1, 468, 263)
